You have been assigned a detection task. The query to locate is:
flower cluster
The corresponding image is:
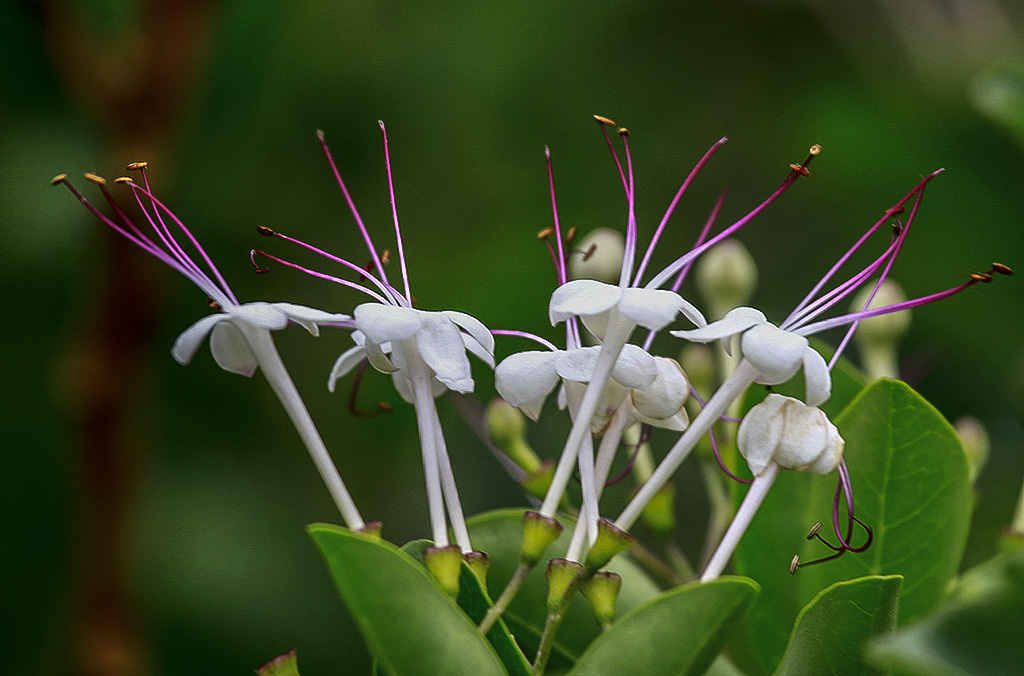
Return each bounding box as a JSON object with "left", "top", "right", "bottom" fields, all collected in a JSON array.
[{"left": 57, "top": 117, "right": 1010, "bottom": 635}]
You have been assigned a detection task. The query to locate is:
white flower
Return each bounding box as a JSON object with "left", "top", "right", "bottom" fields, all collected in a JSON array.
[
  {"left": 738, "top": 393, "right": 844, "bottom": 476},
  {"left": 671, "top": 307, "right": 831, "bottom": 406}
]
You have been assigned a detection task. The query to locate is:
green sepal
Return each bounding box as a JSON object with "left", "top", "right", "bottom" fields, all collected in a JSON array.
[{"left": 585, "top": 519, "right": 636, "bottom": 573}]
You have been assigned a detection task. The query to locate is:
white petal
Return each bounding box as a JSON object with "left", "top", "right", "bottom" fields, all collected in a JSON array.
[
  {"left": 580, "top": 311, "right": 610, "bottom": 341},
  {"left": 364, "top": 337, "right": 398, "bottom": 374},
  {"left": 802, "top": 347, "right": 832, "bottom": 407},
  {"left": 633, "top": 405, "right": 690, "bottom": 431},
  {"left": 741, "top": 323, "right": 807, "bottom": 385},
  {"left": 630, "top": 357, "right": 689, "bottom": 421},
  {"left": 548, "top": 279, "right": 622, "bottom": 325},
  {"left": 328, "top": 344, "right": 367, "bottom": 392},
  {"left": 494, "top": 351, "right": 560, "bottom": 419},
  {"left": 807, "top": 424, "right": 845, "bottom": 475},
  {"left": 390, "top": 371, "right": 416, "bottom": 404},
  {"left": 737, "top": 393, "right": 787, "bottom": 476},
  {"left": 354, "top": 303, "right": 422, "bottom": 344},
  {"left": 610, "top": 343, "right": 658, "bottom": 389},
  {"left": 557, "top": 383, "right": 567, "bottom": 409},
  {"left": 554, "top": 346, "right": 601, "bottom": 382},
  {"left": 172, "top": 313, "right": 225, "bottom": 365},
  {"left": 442, "top": 310, "right": 495, "bottom": 357},
  {"left": 270, "top": 302, "right": 351, "bottom": 337},
  {"left": 209, "top": 321, "right": 260, "bottom": 377},
  {"left": 229, "top": 302, "right": 290, "bottom": 331},
  {"left": 414, "top": 312, "right": 474, "bottom": 393},
  {"left": 618, "top": 288, "right": 694, "bottom": 332},
  {"left": 671, "top": 306, "right": 765, "bottom": 343},
  {"left": 774, "top": 400, "right": 830, "bottom": 471},
  {"left": 461, "top": 331, "right": 495, "bottom": 368}
]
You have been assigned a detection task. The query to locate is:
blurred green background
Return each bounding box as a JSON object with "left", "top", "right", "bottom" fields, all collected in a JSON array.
[{"left": 3, "top": 1, "right": 1023, "bottom": 674}]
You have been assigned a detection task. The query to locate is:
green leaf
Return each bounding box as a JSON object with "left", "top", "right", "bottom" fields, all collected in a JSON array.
[
  {"left": 731, "top": 379, "right": 971, "bottom": 675},
  {"left": 467, "top": 509, "right": 662, "bottom": 670},
  {"left": 774, "top": 575, "right": 902, "bottom": 676},
  {"left": 400, "top": 538, "right": 532, "bottom": 676},
  {"left": 565, "top": 577, "right": 759, "bottom": 676},
  {"left": 308, "top": 525, "right": 508, "bottom": 676},
  {"left": 868, "top": 547, "right": 1024, "bottom": 676}
]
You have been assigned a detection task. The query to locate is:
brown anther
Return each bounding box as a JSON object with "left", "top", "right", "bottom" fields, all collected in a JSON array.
[
  {"left": 566, "top": 226, "right": 578, "bottom": 243},
  {"left": 84, "top": 173, "right": 106, "bottom": 185},
  {"left": 50, "top": 174, "right": 68, "bottom": 185},
  {"left": 806, "top": 523, "right": 823, "bottom": 540},
  {"left": 970, "top": 273, "right": 993, "bottom": 283},
  {"left": 381, "top": 250, "right": 391, "bottom": 265},
  {"left": 206, "top": 296, "right": 222, "bottom": 310},
  {"left": 378, "top": 402, "right": 393, "bottom": 412},
  {"left": 537, "top": 226, "right": 555, "bottom": 240},
  {"left": 257, "top": 226, "right": 275, "bottom": 236},
  {"left": 789, "top": 555, "right": 800, "bottom": 575},
  {"left": 126, "top": 162, "right": 148, "bottom": 171},
  {"left": 593, "top": 115, "right": 616, "bottom": 125},
  {"left": 617, "top": 127, "right": 630, "bottom": 136},
  {"left": 582, "top": 243, "right": 597, "bottom": 261},
  {"left": 114, "top": 177, "right": 132, "bottom": 184},
  {"left": 890, "top": 224, "right": 902, "bottom": 237},
  {"left": 809, "top": 144, "right": 822, "bottom": 156},
  {"left": 889, "top": 206, "right": 906, "bottom": 215},
  {"left": 789, "top": 164, "right": 810, "bottom": 177},
  {"left": 253, "top": 266, "right": 270, "bottom": 274},
  {"left": 992, "top": 262, "right": 1013, "bottom": 276}
]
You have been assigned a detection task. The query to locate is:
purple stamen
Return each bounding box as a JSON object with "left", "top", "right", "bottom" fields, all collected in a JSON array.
[
  {"left": 595, "top": 115, "right": 628, "bottom": 196},
  {"left": 633, "top": 138, "right": 729, "bottom": 286},
  {"left": 545, "top": 147, "right": 570, "bottom": 287},
  {"left": 619, "top": 128, "right": 638, "bottom": 288},
  {"left": 348, "top": 359, "right": 392, "bottom": 418},
  {"left": 378, "top": 121, "right": 412, "bottom": 305},
  {"left": 251, "top": 250, "right": 390, "bottom": 304},
  {"left": 317, "top": 130, "right": 390, "bottom": 291},
  {"left": 603, "top": 426, "right": 649, "bottom": 487}
]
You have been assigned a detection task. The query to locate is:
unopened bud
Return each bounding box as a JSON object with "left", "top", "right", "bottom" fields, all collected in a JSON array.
[
  {"left": 851, "top": 279, "right": 910, "bottom": 379},
  {"left": 695, "top": 239, "right": 758, "bottom": 318},
  {"left": 679, "top": 343, "right": 716, "bottom": 399},
  {"left": 581, "top": 571, "right": 622, "bottom": 627},
  {"left": 585, "top": 519, "right": 635, "bottom": 573},
  {"left": 629, "top": 357, "right": 689, "bottom": 431},
  {"left": 521, "top": 460, "right": 556, "bottom": 500},
  {"left": 521, "top": 511, "right": 563, "bottom": 566},
  {"left": 954, "top": 416, "right": 989, "bottom": 484},
  {"left": 545, "top": 558, "right": 584, "bottom": 611},
  {"left": 257, "top": 650, "right": 300, "bottom": 676},
  {"left": 738, "top": 394, "right": 844, "bottom": 476},
  {"left": 423, "top": 545, "right": 463, "bottom": 597},
  {"left": 486, "top": 399, "right": 543, "bottom": 474},
  {"left": 355, "top": 521, "right": 382, "bottom": 541},
  {"left": 569, "top": 228, "right": 625, "bottom": 284}
]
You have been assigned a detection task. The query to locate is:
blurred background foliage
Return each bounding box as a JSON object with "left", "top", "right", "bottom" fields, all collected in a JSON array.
[{"left": 2, "top": 0, "right": 1023, "bottom": 674}]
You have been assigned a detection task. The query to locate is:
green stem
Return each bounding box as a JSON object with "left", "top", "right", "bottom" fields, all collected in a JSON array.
[
  {"left": 533, "top": 576, "right": 581, "bottom": 676},
  {"left": 478, "top": 561, "right": 531, "bottom": 635}
]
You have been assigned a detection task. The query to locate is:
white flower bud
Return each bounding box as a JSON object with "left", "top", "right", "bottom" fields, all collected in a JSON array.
[
  {"left": 695, "top": 238, "right": 758, "bottom": 318},
  {"left": 570, "top": 228, "right": 625, "bottom": 284},
  {"left": 629, "top": 357, "right": 690, "bottom": 431},
  {"left": 738, "top": 393, "right": 844, "bottom": 476}
]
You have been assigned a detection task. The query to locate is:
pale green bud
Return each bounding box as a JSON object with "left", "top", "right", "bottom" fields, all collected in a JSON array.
[
  {"left": 695, "top": 239, "right": 758, "bottom": 318},
  {"left": 954, "top": 415, "right": 990, "bottom": 484},
  {"left": 679, "top": 343, "right": 716, "bottom": 398},
  {"left": 851, "top": 279, "right": 910, "bottom": 379},
  {"left": 520, "top": 511, "right": 564, "bottom": 566},
  {"left": 486, "top": 398, "right": 543, "bottom": 474},
  {"left": 423, "top": 545, "right": 463, "bottom": 597},
  {"left": 585, "top": 519, "right": 635, "bottom": 573},
  {"left": 570, "top": 228, "right": 625, "bottom": 284},
  {"left": 581, "top": 571, "right": 622, "bottom": 628},
  {"left": 545, "top": 558, "right": 584, "bottom": 611}
]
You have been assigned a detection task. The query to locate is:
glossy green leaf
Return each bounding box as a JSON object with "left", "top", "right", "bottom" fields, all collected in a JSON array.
[
  {"left": 868, "top": 547, "right": 1024, "bottom": 676},
  {"left": 731, "top": 379, "right": 971, "bottom": 675},
  {"left": 467, "top": 509, "right": 662, "bottom": 670},
  {"left": 775, "top": 575, "right": 902, "bottom": 676},
  {"left": 565, "top": 577, "right": 759, "bottom": 676},
  {"left": 400, "top": 538, "right": 532, "bottom": 676},
  {"left": 309, "top": 525, "right": 508, "bottom": 676}
]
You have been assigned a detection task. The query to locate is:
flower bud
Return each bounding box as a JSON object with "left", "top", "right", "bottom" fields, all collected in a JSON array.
[
  {"left": 695, "top": 238, "right": 758, "bottom": 318},
  {"left": 738, "top": 394, "right": 844, "bottom": 476},
  {"left": 679, "top": 343, "right": 716, "bottom": 399},
  {"left": 258, "top": 650, "right": 299, "bottom": 676},
  {"left": 570, "top": 227, "right": 625, "bottom": 284},
  {"left": 463, "top": 550, "right": 491, "bottom": 587},
  {"left": 851, "top": 279, "right": 910, "bottom": 379},
  {"left": 640, "top": 483, "right": 676, "bottom": 538},
  {"left": 629, "top": 357, "right": 690, "bottom": 431},
  {"left": 486, "top": 398, "right": 543, "bottom": 474},
  {"left": 954, "top": 415, "right": 989, "bottom": 484}
]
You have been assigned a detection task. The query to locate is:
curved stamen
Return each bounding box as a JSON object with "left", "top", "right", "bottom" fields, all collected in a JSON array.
[
  {"left": 646, "top": 145, "right": 821, "bottom": 291},
  {"left": 379, "top": 121, "right": 412, "bottom": 305},
  {"left": 545, "top": 147, "right": 570, "bottom": 286},
  {"left": 317, "top": 130, "right": 390, "bottom": 291},
  {"left": 251, "top": 250, "right": 390, "bottom": 304},
  {"left": 603, "top": 425, "right": 651, "bottom": 487},
  {"left": 491, "top": 329, "right": 559, "bottom": 352},
  {"left": 349, "top": 359, "right": 393, "bottom": 417},
  {"left": 595, "top": 115, "right": 628, "bottom": 196},
  {"left": 633, "top": 137, "right": 729, "bottom": 286},
  {"left": 619, "top": 127, "right": 638, "bottom": 288}
]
